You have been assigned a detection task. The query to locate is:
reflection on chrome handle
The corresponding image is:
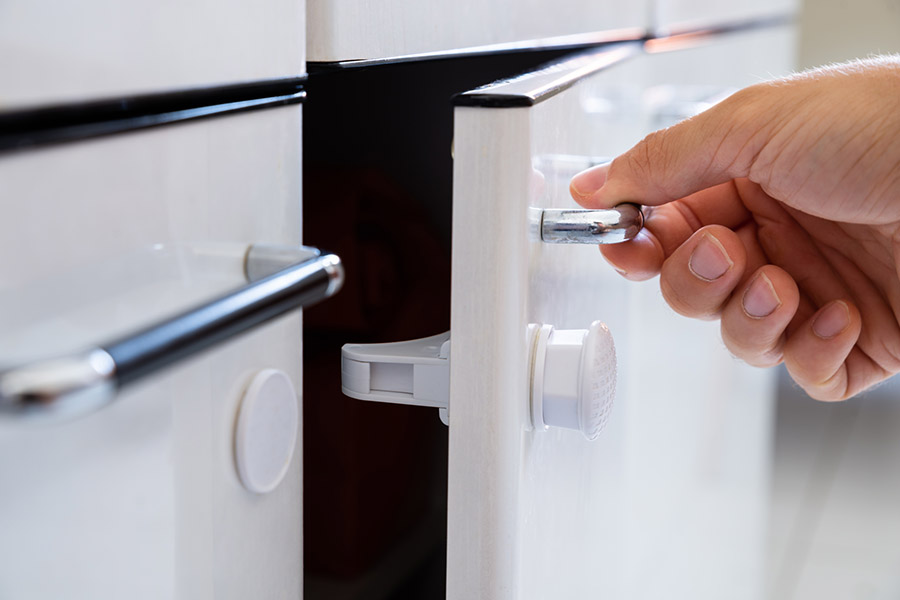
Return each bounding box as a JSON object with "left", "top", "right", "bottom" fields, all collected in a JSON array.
[
  {"left": 541, "top": 204, "right": 643, "bottom": 244},
  {"left": 0, "top": 245, "right": 344, "bottom": 423}
]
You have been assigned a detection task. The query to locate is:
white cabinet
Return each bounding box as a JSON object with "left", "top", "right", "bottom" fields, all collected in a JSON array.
[
  {"left": 307, "top": 0, "right": 796, "bottom": 64},
  {"left": 0, "top": 0, "right": 318, "bottom": 592},
  {"left": 446, "top": 27, "right": 795, "bottom": 599},
  {"left": 2, "top": 1, "right": 800, "bottom": 597},
  {"left": 0, "top": 0, "right": 305, "bottom": 109},
  {"left": 0, "top": 108, "right": 310, "bottom": 599},
  {"left": 307, "top": 0, "right": 648, "bottom": 63}
]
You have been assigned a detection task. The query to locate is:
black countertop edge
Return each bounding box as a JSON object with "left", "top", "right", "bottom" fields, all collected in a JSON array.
[
  {"left": 453, "top": 42, "right": 641, "bottom": 108},
  {"left": 307, "top": 27, "right": 649, "bottom": 72},
  {"left": 0, "top": 77, "right": 307, "bottom": 153}
]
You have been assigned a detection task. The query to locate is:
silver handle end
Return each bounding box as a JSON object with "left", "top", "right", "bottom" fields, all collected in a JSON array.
[
  {"left": 321, "top": 254, "right": 345, "bottom": 298},
  {"left": 0, "top": 349, "right": 116, "bottom": 423},
  {"left": 541, "top": 204, "right": 644, "bottom": 244}
]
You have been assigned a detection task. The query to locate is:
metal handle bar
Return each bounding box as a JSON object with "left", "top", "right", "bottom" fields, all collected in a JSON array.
[{"left": 0, "top": 244, "right": 343, "bottom": 422}]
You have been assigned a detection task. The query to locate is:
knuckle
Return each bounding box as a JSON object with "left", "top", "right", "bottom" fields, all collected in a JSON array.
[
  {"left": 710, "top": 85, "right": 773, "bottom": 175},
  {"left": 618, "top": 130, "right": 669, "bottom": 189},
  {"left": 785, "top": 359, "right": 851, "bottom": 402},
  {"left": 660, "top": 273, "right": 710, "bottom": 318},
  {"left": 617, "top": 133, "right": 656, "bottom": 179},
  {"left": 804, "top": 383, "right": 848, "bottom": 402},
  {"left": 868, "top": 336, "right": 900, "bottom": 375},
  {"left": 659, "top": 277, "right": 692, "bottom": 316},
  {"left": 721, "top": 323, "right": 784, "bottom": 368},
  {"left": 745, "top": 353, "right": 784, "bottom": 369},
  {"left": 661, "top": 287, "right": 721, "bottom": 320}
]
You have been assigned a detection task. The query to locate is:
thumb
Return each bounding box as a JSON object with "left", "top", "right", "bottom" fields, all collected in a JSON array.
[{"left": 570, "top": 88, "right": 766, "bottom": 209}]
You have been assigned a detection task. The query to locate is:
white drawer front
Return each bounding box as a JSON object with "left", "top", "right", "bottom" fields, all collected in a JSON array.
[
  {"left": 448, "top": 27, "right": 794, "bottom": 599},
  {"left": 0, "top": 108, "right": 301, "bottom": 287},
  {"left": 0, "top": 0, "right": 305, "bottom": 109},
  {"left": 307, "top": 0, "right": 648, "bottom": 63},
  {"left": 0, "top": 108, "right": 303, "bottom": 599}
]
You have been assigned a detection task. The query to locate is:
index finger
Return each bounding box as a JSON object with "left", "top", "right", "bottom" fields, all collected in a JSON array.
[{"left": 570, "top": 85, "right": 778, "bottom": 208}]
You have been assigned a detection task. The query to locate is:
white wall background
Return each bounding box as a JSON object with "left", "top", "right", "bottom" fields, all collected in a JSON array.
[
  {"left": 769, "top": 4, "right": 900, "bottom": 599},
  {"left": 798, "top": 0, "right": 900, "bottom": 67}
]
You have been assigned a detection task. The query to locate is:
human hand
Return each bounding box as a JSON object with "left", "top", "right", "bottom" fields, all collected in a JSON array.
[{"left": 570, "top": 57, "right": 900, "bottom": 401}]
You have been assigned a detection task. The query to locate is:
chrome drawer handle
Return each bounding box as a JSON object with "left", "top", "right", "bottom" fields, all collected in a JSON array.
[
  {"left": 0, "top": 244, "right": 343, "bottom": 422},
  {"left": 541, "top": 204, "right": 643, "bottom": 244}
]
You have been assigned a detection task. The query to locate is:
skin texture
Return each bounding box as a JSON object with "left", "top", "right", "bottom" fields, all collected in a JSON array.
[{"left": 570, "top": 57, "right": 900, "bottom": 401}]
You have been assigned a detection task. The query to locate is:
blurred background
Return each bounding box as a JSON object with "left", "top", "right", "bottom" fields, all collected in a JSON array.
[
  {"left": 798, "top": 0, "right": 900, "bottom": 67},
  {"left": 767, "top": 1, "right": 900, "bottom": 599}
]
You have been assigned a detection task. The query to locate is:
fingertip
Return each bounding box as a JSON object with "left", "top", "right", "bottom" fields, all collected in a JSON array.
[
  {"left": 811, "top": 300, "right": 854, "bottom": 340},
  {"left": 570, "top": 163, "right": 610, "bottom": 206},
  {"left": 740, "top": 272, "right": 782, "bottom": 319},
  {"left": 720, "top": 265, "right": 799, "bottom": 368},
  {"left": 741, "top": 267, "right": 800, "bottom": 320},
  {"left": 784, "top": 299, "right": 863, "bottom": 401},
  {"left": 600, "top": 229, "right": 665, "bottom": 281},
  {"left": 687, "top": 232, "right": 734, "bottom": 282},
  {"left": 659, "top": 225, "right": 748, "bottom": 319}
]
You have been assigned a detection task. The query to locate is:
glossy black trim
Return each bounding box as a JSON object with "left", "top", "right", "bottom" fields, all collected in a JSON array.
[
  {"left": 454, "top": 42, "right": 641, "bottom": 107},
  {"left": 0, "top": 77, "right": 307, "bottom": 153},
  {"left": 452, "top": 13, "right": 794, "bottom": 108}
]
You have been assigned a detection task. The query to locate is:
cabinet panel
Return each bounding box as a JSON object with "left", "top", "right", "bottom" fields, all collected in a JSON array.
[
  {"left": 0, "top": 107, "right": 304, "bottom": 599},
  {"left": 448, "top": 27, "right": 794, "bottom": 599},
  {"left": 0, "top": 107, "right": 301, "bottom": 288},
  {"left": 307, "top": 0, "right": 647, "bottom": 63},
  {"left": 0, "top": 0, "right": 305, "bottom": 109}
]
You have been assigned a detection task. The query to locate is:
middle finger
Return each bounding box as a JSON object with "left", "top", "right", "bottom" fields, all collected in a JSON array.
[{"left": 659, "top": 224, "right": 748, "bottom": 320}]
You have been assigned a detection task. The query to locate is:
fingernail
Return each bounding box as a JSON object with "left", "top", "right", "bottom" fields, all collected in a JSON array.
[
  {"left": 813, "top": 300, "right": 851, "bottom": 339},
  {"left": 688, "top": 233, "right": 733, "bottom": 281},
  {"left": 742, "top": 273, "right": 781, "bottom": 318},
  {"left": 601, "top": 252, "right": 628, "bottom": 276},
  {"left": 570, "top": 163, "right": 610, "bottom": 200}
]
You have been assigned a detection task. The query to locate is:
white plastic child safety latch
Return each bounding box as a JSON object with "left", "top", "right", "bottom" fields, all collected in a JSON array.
[
  {"left": 341, "top": 332, "right": 451, "bottom": 425},
  {"left": 341, "top": 323, "right": 615, "bottom": 438}
]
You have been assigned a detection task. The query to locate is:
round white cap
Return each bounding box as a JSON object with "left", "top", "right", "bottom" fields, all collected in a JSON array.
[
  {"left": 535, "top": 321, "right": 616, "bottom": 440},
  {"left": 234, "top": 369, "right": 299, "bottom": 494}
]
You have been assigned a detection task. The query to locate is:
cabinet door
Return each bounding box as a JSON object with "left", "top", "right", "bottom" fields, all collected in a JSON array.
[
  {"left": 0, "top": 0, "right": 305, "bottom": 109},
  {"left": 307, "top": 0, "right": 647, "bottom": 63},
  {"left": 0, "top": 107, "right": 305, "bottom": 599},
  {"left": 448, "top": 27, "right": 794, "bottom": 600}
]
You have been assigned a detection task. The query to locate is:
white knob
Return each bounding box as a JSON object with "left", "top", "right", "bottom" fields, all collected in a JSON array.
[
  {"left": 234, "top": 369, "right": 299, "bottom": 494},
  {"left": 530, "top": 321, "right": 616, "bottom": 440}
]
